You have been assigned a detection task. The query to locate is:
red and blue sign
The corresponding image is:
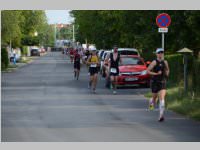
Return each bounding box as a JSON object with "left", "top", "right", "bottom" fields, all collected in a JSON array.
[{"left": 156, "top": 13, "right": 171, "bottom": 28}]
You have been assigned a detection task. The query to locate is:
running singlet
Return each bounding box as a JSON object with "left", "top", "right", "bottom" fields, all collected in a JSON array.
[
  {"left": 74, "top": 54, "right": 80, "bottom": 62},
  {"left": 152, "top": 59, "right": 166, "bottom": 82},
  {"left": 89, "top": 55, "right": 98, "bottom": 67},
  {"left": 70, "top": 50, "right": 73, "bottom": 55}
]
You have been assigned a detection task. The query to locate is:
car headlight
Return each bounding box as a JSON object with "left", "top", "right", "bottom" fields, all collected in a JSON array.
[{"left": 141, "top": 70, "right": 147, "bottom": 75}]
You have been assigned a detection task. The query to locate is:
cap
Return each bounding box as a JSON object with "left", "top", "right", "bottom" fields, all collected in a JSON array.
[
  {"left": 156, "top": 48, "right": 164, "bottom": 53},
  {"left": 90, "top": 47, "right": 96, "bottom": 51}
]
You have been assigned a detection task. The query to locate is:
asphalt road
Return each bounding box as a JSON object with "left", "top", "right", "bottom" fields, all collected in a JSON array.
[{"left": 1, "top": 52, "right": 200, "bottom": 142}]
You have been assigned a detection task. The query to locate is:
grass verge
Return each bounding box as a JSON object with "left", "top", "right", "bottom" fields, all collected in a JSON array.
[
  {"left": 145, "top": 83, "right": 200, "bottom": 121},
  {"left": 1, "top": 57, "right": 33, "bottom": 72}
]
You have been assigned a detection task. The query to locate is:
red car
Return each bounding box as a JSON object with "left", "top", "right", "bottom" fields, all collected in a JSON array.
[{"left": 115, "top": 55, "right": 150, "bottom": 88}]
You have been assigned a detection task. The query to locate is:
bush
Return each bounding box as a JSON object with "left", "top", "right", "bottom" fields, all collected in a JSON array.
[
  {"left": 21, "top": 46, "right": 28, "bottom": 56},
  {"left": 191, "top": 58, "right": 200, "bottom": 96},
  {"left": 1, "top": 48, "right": 9, "bottom": 69},
  {"left": 165, "top": 54, "right": 183, "bottom": 84},
  {"left": 165, "top": 54, "right": 200, "bottom": 97}
]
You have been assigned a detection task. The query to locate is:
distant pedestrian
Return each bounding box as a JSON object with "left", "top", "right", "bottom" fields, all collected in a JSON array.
[
  {"left": 13, "top": 50, "right": 16, "bottom": 65},
  {"left": 147, "top": 48, "right": 170, "bottom": 122}
]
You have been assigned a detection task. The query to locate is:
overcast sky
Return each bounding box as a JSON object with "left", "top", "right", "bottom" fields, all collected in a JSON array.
[{"left": 45, "top": 10, "right": 74, "bottom": 24}]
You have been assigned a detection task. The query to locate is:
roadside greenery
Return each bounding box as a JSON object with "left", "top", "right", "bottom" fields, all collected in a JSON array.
[
  {"left": 1, "top": 10, "right": 55, "bottom": 69},
  {"left": 1, "top": 10, "right": 54, "bottom": 48},
  {"left": 1, "top": 48, "right": 9, "bottom": 70},
  {"left": 70, "top": 10, "right": 200, "bottom": 57}
]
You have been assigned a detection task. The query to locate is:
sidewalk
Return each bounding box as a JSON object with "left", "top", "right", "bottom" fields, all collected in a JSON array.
[{"left": 1, "top": 56, "right": 35, "bottom": 73}]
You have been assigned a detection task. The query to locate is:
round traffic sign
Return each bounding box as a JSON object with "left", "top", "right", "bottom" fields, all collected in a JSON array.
[{"left": 156, "top": 13, "right": 171, "bottom": 28}]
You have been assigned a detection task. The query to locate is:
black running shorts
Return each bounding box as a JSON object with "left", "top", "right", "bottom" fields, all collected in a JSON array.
[
  {"left": 89, "top": 67, "right": 98, "bottom": 76},
  {"left": 150, "top": 80, "right": 166, "bottom": 93},
  {"left": 74, "top": 62, "right": 80, "bottom": 70},
  {"left": 109, "top": 67, "right": 119, "bottom": 76}
]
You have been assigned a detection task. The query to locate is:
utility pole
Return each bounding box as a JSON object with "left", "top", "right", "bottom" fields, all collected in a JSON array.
[
  {"left": 73, "top": 25, "right": 75, "bottom": 42},
  {"left": 54, "top": 23, "right": 57, "bottom": 47}
]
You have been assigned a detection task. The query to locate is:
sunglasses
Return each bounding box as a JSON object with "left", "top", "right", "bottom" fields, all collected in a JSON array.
[{"left": 157, "top": 51, "right": 164, "bottom": 54}]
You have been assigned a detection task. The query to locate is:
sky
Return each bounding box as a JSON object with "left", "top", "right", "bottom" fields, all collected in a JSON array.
[{"left": 45, "top": 10, "right": 74, "bottom": 24}]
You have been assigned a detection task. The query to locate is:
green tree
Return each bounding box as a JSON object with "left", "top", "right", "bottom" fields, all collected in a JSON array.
[
  {"left": 1, "top": 10, "right": 23, "bottom": 48},
  {"left": 70, "top": 10, "right": 200, "bottom": 57},
  {"left": 19, "top": 10, "right": 51, "bottom": 47}
]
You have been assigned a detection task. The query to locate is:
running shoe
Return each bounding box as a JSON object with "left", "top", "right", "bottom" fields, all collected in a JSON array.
[
  {"left": 113, "top": 90, "right": 117, "bottom": 94},
  {"left": 158, "top": 116, "right": 165, "bottom": 122},
  {"left": 148, "top": 99, "right": 155, "bottom": 110}
]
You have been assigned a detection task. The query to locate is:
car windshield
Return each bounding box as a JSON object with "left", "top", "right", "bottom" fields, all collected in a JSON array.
[
  {"left": 118, "top": 51, "right": 138, "bottom": 55},
  {"left": 121, "top": 57, "right": 144, "bottom": 65}
]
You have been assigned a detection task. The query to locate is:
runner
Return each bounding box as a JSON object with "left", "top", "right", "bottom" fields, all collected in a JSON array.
[
  {"left": 87, "top": 47, "right": 99, "bottom": 93},
  {"left": 108, "top": 46, "right": 122, "bottom": 94},
  {"left": 69, "top": 48, "right": 74, "bottom": 63},
  {"left": 74, "top": 49, "right": 81, "bottom": 80},
  {"left": 147, "top": 48, "right": 170, "bottom": 122}
]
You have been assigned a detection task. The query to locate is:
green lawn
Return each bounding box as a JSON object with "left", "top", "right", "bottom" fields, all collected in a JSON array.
[{"left": 145, "top": 85, "right": 200, "bottom": 121}]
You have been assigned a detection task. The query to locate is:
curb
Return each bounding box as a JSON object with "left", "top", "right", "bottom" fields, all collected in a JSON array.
[{"left": 1, "top": 59, "right": 34, "bottom": 73}]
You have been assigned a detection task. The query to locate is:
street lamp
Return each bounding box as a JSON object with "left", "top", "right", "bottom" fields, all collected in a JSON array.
[{"left": 34, "top": 31, "right": 38, "bottom": 36}]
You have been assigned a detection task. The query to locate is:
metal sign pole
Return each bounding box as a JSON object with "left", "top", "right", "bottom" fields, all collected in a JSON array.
[{"left": 162, "top": 32, "right": 165, "bottom": 50}]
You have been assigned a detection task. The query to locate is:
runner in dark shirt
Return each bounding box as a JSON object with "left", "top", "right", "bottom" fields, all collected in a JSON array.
[
  {"left": 147, "top": 48, "right": 170, "bottom": 122},
  {"left": 74, "top": 49, "right": 81, "bottom": 80},
  {"left": 108, "top": 46, "right": 122, "bottom": 94}
]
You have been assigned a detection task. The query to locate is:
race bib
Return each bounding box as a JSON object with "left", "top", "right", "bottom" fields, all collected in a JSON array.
[
  {"left": 110, "top": 68, "right": 117, "bottom": 73},
  {"left": 90, "top": 64, "right": 97, "bottom": 67}
]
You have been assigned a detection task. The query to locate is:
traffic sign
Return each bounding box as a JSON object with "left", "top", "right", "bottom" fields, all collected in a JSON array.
[
  {"left": 158, "top": 28, "right": 168, "bottom": 33},
  {"left": 156, "top": 13, "right": 171, "bottom": 28}
]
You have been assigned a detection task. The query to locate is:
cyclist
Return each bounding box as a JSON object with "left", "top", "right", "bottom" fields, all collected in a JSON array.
[
  {"left": 147, "top": 48, "right": 170, "bottom": 122},
  {"left": 74, "top": 49, "right": 81, "bottom": 80},
  {"left": 108, "top": 46, "right": 122, "bottom": 94},
  {"left": 87, "top": 47, "right": 99, "bottom": 93}
]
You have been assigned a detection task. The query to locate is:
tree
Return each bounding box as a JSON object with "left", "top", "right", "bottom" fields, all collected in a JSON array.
[
  {"left": 70, "top": 10, "right": 200, "bottom": 58},
  {"left": 1, "top": 10, "right": 23, "bottom": 48}
]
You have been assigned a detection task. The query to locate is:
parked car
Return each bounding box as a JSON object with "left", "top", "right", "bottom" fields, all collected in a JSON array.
[
  {"left": 105, "top": 55, "right": 150, "bottom": 88},
  {"left": 31, "top": 48, "right": 40, "bottom": 56},
  {"left": 98, "top": 50, "right": 105, "bottom": 58}
]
